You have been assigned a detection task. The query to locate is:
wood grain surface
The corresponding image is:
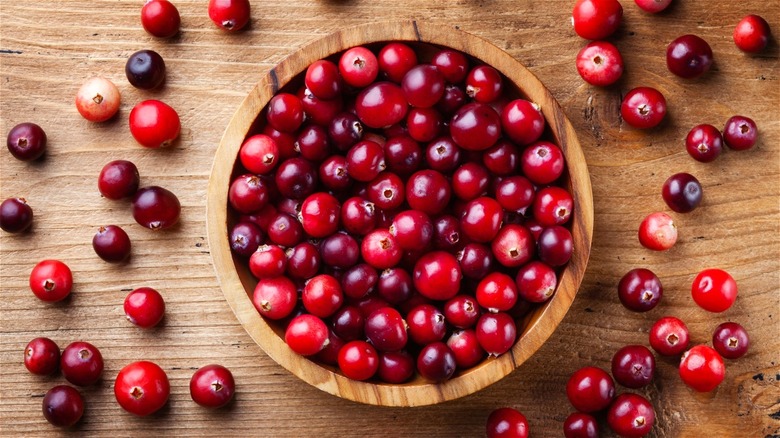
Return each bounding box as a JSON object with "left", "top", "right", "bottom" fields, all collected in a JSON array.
[{"left": 1, "top": 0, "right": 778, "bottom": 436}]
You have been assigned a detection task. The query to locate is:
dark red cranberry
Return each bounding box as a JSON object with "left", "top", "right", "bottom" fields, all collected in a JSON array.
[
  {"left": 275, "top": 157, "right": 317, "bottom": 199},
  {"left": 566, "top": 366, "right": 615, "bottom": 412},
  {"left": 42, "top": 385, "right": 84, "bottom": 427},
  {"left": 621, "top": 87, "right": 667, "bottom": 129},
  {"left": 361, "top": 228, "right": 402, "bottom": 269},
  {"left": 492, "top": 224, "right": 534, "bottom": 268},
  {"left": 432, "top": 49, "right": 469, "bottom": 83},
  {"left": 406, "top": 107, "right": 444, "bottom": 142},
  {"left": 125, "top": 50, "right": 165, "bottom": 89},
  {"left": 460, "top": 197, "right": 503, "bottom": 243},
  {"left": 384, "top": 135, "right": 422, "bottom": 176},
  {"left": 406, "top": 304, "right": 446, "bottom": 345},
  {"left": 515, "top": 260, "right": 557, "bottom": 303},
  {"left": 495, "top": 176, "right": 535, "bottom": 212},
  {"left": 563, "top": 412, "right": 599, "bottom": 438},
  {"left": 537, "top": 225, "right": 572, "bottom": 267},
  {"left": 24, "top": 337, "right": 60, "bottom": 376},
  {"left": 417, "top": 342, "right": 456, "bottom": 382},
  {"left": 353, "top": 295, "right": 391, "bottom": 319},
  {"left": 576, "top": 40, "right": 624, "bottom": 86},
  {"left": 355, "top": 82, "right": 408, "bottom": 129},
  {"left": 475, "top": 312, "right": 516, "bottom": 356},
  {"left": 263, "top": 126, "right": 297, "bottom": 159},
  {"left": 61, "top": 341, "right": 103, "bottom": 386},
  {"left": 6, "top": 122, "right": 46, "bottom": 161},
  {"left": 229, "top": 221, "right": 263, "bottom": 257},
  {"left": 208, "top": 0, "right": 250, "bottom": 31},
  {"left": 437, "top": 85, "right": 467, "bottom": 115},
  {"left": 0, "top": 197, "right": 33, "bottom": 233},
  {"left": 189, "top": 364, "right": 235, "bottom": 409},
  {"left": 252, "top": 276, "right": 297, "bottom": 320},
  {"left": 406, "top": 169, "right": 451, "bottom": 216},
  {"left": 712, "top": 321, "right": 750, "bottom": 359},
  {"left": 264, "top": 213, "right": 301, "bottom": 247},
  {"left": 266, "top": 93, "right": 304, "bottom": 133},
  {"left": 377, "top": 267, "right": 414, "bottom": 304},
  {"left": 450, "top": 103, "right": 501, "bottom": 151},
  {"left": 666, "top": 34, "right": 713, "bottom": 79},
  {"left": 486, "top": 407, "right": 529, "bottom": 438},
  {"left": 377, "top": 350, "right": 415, "bottom": 383},
  {"left": 378, "top": 43, "right": 418, "bottom": 83},
  {"left": 318, "top": 155, "right": 352, "bottom": 192},
  {"left": 93, "top": 225, "right": 132, "bottom": 263},
  {"left": 425, "top": 136, "right": 463, "bottom": 173},
  {"left": 723, "top": 115, "right": 758, "bottom": 150},
  {"left": 339, "top": 47, "right": 379, "bottom": 88},
  {"left": 294, "top": 124, "right": 330, "bottom": 162},
  {"left": 465, "top": 65, "right": 502, "bottom": 103},
  {"left": 447, "top": 329, "right": 484, "bottom": 368},
  {"left": 346, "top": 140, "right": 385, "bottom": 182},
  {"left": 522, "top": 141, "right": 565, "bottom": 185},
  {"left": 607, "top": 393, "right": 655, "bottom": 437},
  {"left": 649, "top": 316, "right": 690, "bottom": 356},
  {"left": 338, "top": 340, "right": 379, "bottom": 381},
  {"left": 444, "top": 295, "right": 481, "bottom": 329},
  {"left": 299, "top": 88, "right": 344, "bottom": 127},
  {"left": 662, "top": 172, "right": 702, "bottom": 213},
  {"left": 300, "top": 192, "right": 340, "bottom": 238},
  {"left": 305, "top": 59, "right": 341, "bottom": 100},
  {"left": 98, "top": 160, "right": 140, "bottom": 200},
  {"left": 572, "top": 0, "right": 623, "bottom": 40},
  {"left": 132, "top": 186, "right": 181, "bottom": 230},
  {"left": 483, "top": 140, "right": 519, "bottom": 175},
  {"left": 686, "top": 124, "right": 723, "bottom": 162},
  {"left": 389, "top": 210, "right": 433, "bottom": 251},
  {"left": 228, "top": 174, "right": 269, "bottom": 214},
  {"left": 285, "top": 242, "right": 320, "bottom": 280},
  {"left": 413, "top": 250, "right": 462, "bottom": 301},
  {"left": 365, "top": 307, "right": 408, "bottom": 352},
  {"left": 457, "top": 243, "right": 493, "bottom": 280},
  {"left": 734, "top": 15, "right": 771, "bottom": 53},
  {"left": 332, "top": 305, "right": 365, "bottom": 341},
  {"left": 611, "top": 345, "right": 656, "bottom": 388},
  {"left": 320, "top": 232, "right": 359, "bottom": 269},
  {"left": 328, "top": 112, "right": 363, "bottom": 151},
  {"left": 340, "top": 264, "right": 378, "bottom": 299},
  {"left": 452, "top": 162, "right": 489, "bottom": 201},
  {"left": 340, "top": 197, "right": 377, "bottom": 236},
  {"left": 618, "top": 268, "right": 663, "bottom": 312},
  {"left": 501, "top": 99, "right": 544, "bottom": 146},
  {"left": 432, "top": 215, "right": 462, "bottom": 251},
  {"left": 402, "top": 64, "right": 445, "bottom": 108}
]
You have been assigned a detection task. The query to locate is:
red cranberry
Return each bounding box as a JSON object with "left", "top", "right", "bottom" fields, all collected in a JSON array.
[
  {"left": 402, "top": 64, "right": 445, "bottom": 108},
  {"left": 252, "top": 276, "right": 297, "bottom": 320},
  {"left": 319, "top": 155, "right": 352, "bottom": 192},
  {"left": 125, "top": 49, "right": 166, "bottom": 90},
  {"left": 300, "top": 192, "right": 340, "bottom": 238},
  {"left": 355, "top": 82, "right": 408, "bottom": 128},
  {"left": 618, "top": 268, "right": 663, "bottom": 312},
  {"left": 521, "top": 141, "right": 564, "bottom": 185},
  {"left": 360, "top": 229, "right": 401, "bottom": 269},
  {"left": 389, "top": 210, "right": 433, "bottom": 251},
  {"left": 563, "top": 412, "right": 599, "bottom": 438},
  {"left": 447, "top": 329, "right": 485, "bottom": 368},
  {"left": 712, "top": 322, "right": 750, "bottom": 359},
  {"left": 633, "top": 0, "right": 672, "bottom": 13},
  {"left": 240, "top": 134, "right": 279, "bottom": 174},
  {"left": 621, "top": 87, "right": 667, "bottom": 129},
  {"left": 93, "top": 225, "right": 132, "bottom": 263},
  {"left": 124, "top": 287, "right": 165, "bottom": 328},
  {"left": 384, "top": 135, "right": 422, "bottom": 176},
  {"left": 76, "top": 77, "right": 121, "bottom": 122},
  {"left": 285, "top": 242, "right": 320, "bottom": 279},
  {"left": 406, "top": 169, "right": 451, "bottom": 215},
  {"left": 406, "top": 107, "right": 444, "bottom": 142},
  {"left": 267, "top": 213, "right": 303, "bottom": 247},
  {"left": 24, "top": 337, "right": 60, "bottom": 376},
  {"left": 413, "top": 251, "right": 462, "bottom": 301},
  {"left": 340, "top": 197, "right": 376, "bottom": 236},
  {"left": 437, "top": 85, "right": 467, "bottom": 115},
  {"left": 229, "top": 174, "right": 269, "bottom": 214},
  {"left": 377, "top": 268, "right": 413, "bottom": 304},
  {"left": 515, "top": 261, "right": 557, "bottom": 303},
  {"left": 723, "top": 115, "right": 758, "bottom": 150},
  {"left": 576, "top": 40, "right": 624, "bottom": 86},
  {"left": 417, "top": 342, "right": 456, "bottom": 382},
  {"left": 302, "top": 274, "right": 343, "bottom": 318},
  {"left": 0, "top": 197, "right": 33, "bottom": 233},
  {"left": 61, "top": 341, "right": 103, "bottom": 386},
  {"left": 465, "top": 65, "right": 503, "bottom": 103},
  {"left": 275, "top": 157, "right": 317, "bottom": 199},
  {"left": 612, "top": 345, "right": 656, "bottom": 389},
  {"left": 433, "top": 214, "right": 463, "bottom": 251},
  {"left": 305, "top": 59, "right": 341, "bottom": 100},
  {"left": 129, "top": 100, "right": 180, "bottom": 148},
  {"left": 378, "top": 43, "right": 417, "bottom": 83},
  {"left": 501, "top": 99, "right": 544, "bottom": 146},
  {"left": 662, "top": 172, "right": 702, "bottom": 213},
  {"left": 460, "top": 197, "right": 503, "bottom": 243},
  {"left": 346, "top": 140, "right": 386, "bottom": 182},
  {"left": 691, "top": 268, "right": 737, "bottom": 312},
  {"left": 476, "top": 272, "right": 518, "bottom": 312},
  {"left": 607, "top": 393, "right": 655, "bottom": 437},
  {"left": 533, "top": 186, "right": 573, "bottom": 226},
  {"left": 686, "top": 124, "right": 723, "bottom": 162},
  {"left": 339, "top": 264, "right": 376, "bottom": 300},
  {"left": 432, "top": 49, "right": 469, "bottom": 83},
  {"left": 6, "top": 122, "right": 46, "bottom": 161},
  {"left": 208, "top": 0, "right": 250, "bottom": 31},
  {"left": 444, "top": 294, "right": 481, "bottom": 329},
  {"left": 649, "top": 316, "right": 690, "bottom": 356},
  {"left": 42, "top": 385, "right": 84, "bottom": 427},
  {"left": 377, "top": 351, "right": 415, "bottom": 383},
  {"left": 666, "top": 34, "right": 713, "bottom": 79},
  {"left": 365, "top": 307, "right": 408, "bottom": 352},
  {"left": 450, "top": 103, "right": 501, "bottom": 151},
  {"left": 406, "top": 304, "right": 447, "bottom": 345},
  {"left": 679, "top": 345, "right": 725, "bottom": 392},
  {"left": 332, "top": 305, "right": 365, "bottom": 341},
  {"left": 452, "top": 162, "right": 489, "bottom": 201},
  {"left": 266, "top": 93, "right": 304, "bottom": 133},
  {"left": 483, "top": 140, "right": 519, "bottom": 175},
  {"left": 114, "top": 360, "right": 170, "bottom": 416},
  {"left": 367, "top": 174, "right": 405, "bottom": 212},
  {"left": 338, "top": 340, "right": 378, "bottom": 381},
  {"left": 132, "top": 186, "right": 181, "bottom": 230},
  {"left": 285, "top": 314, "right": 329, "bottom": 356},
  {"left": 638, "top": 212, "right": 677, "bottom": 251},
  {"left": 492, "top": 224, "right": 535, "bottom": 268},
  {"left": 190, "top": 364, "right": 235, "bottom": 409},
  {"left": 476, "top": 312, "right": 516, "bottom": 356},
  {"left": 457, "top": 243, "right": 494, "bottom": 280},
  {"left": 29, "top": 259, "right": 73, "bottom": 302},
  {"left": 566, "top": 366, "right": 615, "bottom": 412},
  {"left": 328, "top": 112, "right": 363, "bottom": 150},
  {"left": 263, "top": 126, "right": 297, "bottom": 158},
  {"left": 734, "top": 15, "right": 771, "bottom": 53},
  {"left": 486, "top": 407, "right": 529, "bottom": 438},
  {"left": 339, "top": 47, "right": 379, "bottom": 88},
  {"left": 572, "top": 0, "right": 623, "bottom": 40},
  {"left": 425, "top": 136, "right": 462, "bottom": 172},
  {"left": 141, "top": 0, "right": 180, "bottom": 38},
  {"left": 320, "top": 232, "right": 359, "bottom": 269},
  {"left": 300, "top": 88, "right": 344, "bottom": 127},
  {"left": 98, "top": 160, "right": 140, "bottom": 200}
]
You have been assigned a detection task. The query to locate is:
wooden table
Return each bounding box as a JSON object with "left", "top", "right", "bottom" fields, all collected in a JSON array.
[{"left": 1, "top": 1, "right": 778, "bottom": 436}]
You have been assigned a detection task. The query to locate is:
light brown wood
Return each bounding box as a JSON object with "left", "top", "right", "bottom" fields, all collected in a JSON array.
[
  {"left": 1, "top": 0, "right": 778, "bottom": 435},
  {"left": 207, "top": 20, "right": 593, "bottom": 407}
]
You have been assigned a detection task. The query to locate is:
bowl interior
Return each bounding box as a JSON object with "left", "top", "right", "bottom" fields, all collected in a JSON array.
[{"left": 207, "top": 20, "right": 593, "bottom": 407}]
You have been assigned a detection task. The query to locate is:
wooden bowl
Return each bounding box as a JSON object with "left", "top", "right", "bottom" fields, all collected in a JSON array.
[{"left": 207, "top": 20, "right": 593, "bottom": 407}]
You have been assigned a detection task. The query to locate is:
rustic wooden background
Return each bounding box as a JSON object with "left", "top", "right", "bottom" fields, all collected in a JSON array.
[{"left": 1, "top": 1, "right": 778, "bottom": 436}]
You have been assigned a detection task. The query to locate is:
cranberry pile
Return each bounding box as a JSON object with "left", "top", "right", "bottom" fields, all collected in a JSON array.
[{"left": 226, "top": 42, "right": 577, "bottom": 383}]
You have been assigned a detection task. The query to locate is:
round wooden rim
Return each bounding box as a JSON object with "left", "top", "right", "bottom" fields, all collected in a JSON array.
[{"left": 206, "top": 20, "right": 593, "bottom": 407}]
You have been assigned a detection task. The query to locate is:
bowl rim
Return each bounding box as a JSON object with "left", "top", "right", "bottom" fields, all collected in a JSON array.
[{"left": 206, "top": 20, "right": 594, "bottom": 407}]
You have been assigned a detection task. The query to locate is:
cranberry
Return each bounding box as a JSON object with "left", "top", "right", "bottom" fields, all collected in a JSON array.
[
  {"left": 190, "top": 364, "right": 235, "bottom": 409},
  {"left": 447, "top": 329, "right": 485, "bottom": 368},
  {"left": 492, "top": 224, "right": 534, "bottom": 267},
  {"left": 679, "top": 345, "right": 725, "bottom": 392},
  {"left": 114, "top": 361, "right": 170, "bottom": 416},
  {"left": 723, "top": 115, "right": 758, "bottom": 150},
  {"left": 355, "top": 82, "right": 408, "bottom": 128},
  {"left": 433, "top": 215, "right": 463, "bottom": 251},
  {"left": 457, "top": 243, "right": 493, "bottom": 280},
  {"left": 451, "top": 163, "right": 489, "bottom": 201},
  {"left": 497, "top": 101, "right": 543, "bottom": 147},
  {"left": 296, "top": 124, "right": 331, "bottom": 161},
  {"left": 208, "top": 0, "right": 250, "bottom": 31},
  {"left": 339, "top": 47, "right": 379, "bottom": 88},
  {"left": 618, "top": 268, "right": 663, "bottom": 312},
  {"left": 347, "top": 140, "right": 386, "bottom": 182},
  {"left": 572, "top": 0, "right": 623, "bottom": 40},
  {"left": 417, "top": 342, "right": 456, "bottom": 382},
  {"left": 465, "top": 65, "right": 503, "bottom": 103},
  {"left": 332, "top": 305, "right": 365, "bottom": 341},
  {"left": 607, "top": 393, "right": 655, "bottom": 437},
  {"left": 240, "top": 134, "right": 279, "bottom": 174},
  {"left": 340, "top": 264, "right": 378, "bottom": 300},
  {"left": 275, "top": 157, "right": 316, "bottom": 199},
  {"left": 388, "top": 210, "right": 432, "bottom": 251},
  {"left": 406, "top": 107, "right": 443, "bottom": 142},
  {"left": 476, "top": 272, "right": 518, "bottom": 312},
  {"left": 319, "top": 155, "right": 352, "bottom": 191},
  {"left": 638, "top": 212, "right": 677, "bottom": 251},
  {"left": 252, "top": 276, "right": 297, "bottom": 320},
  {"left": 649, "top": 316, "right": 690, "bottom": 356},
  {"left": 29, "top": 259, "right": 73, "bottom": 302},
  {"left": 432, "top": 49, "right": 469, "bottom": 83},
  {"left": 666, "top": 34, "right": 713, "bottom": 79},
  {"left": 444, "top": 295, "right": 481, "bottom": 329},
  {"left": 319, "top": 232, "right": 359, "bottom": 269},
  {"left": 304, "top": 59, "right": 342, "bottom": 100},
  {"left": 300, "top": 192, "right": 340, "bottom": 238},
  {"left": 425, "top": 136, "right": 462, "bottom": 172},
  {"left": 566, "top": 366, "right": 615, "bottom": 412},
  {"left": 612, "top": 345, "right": 656, "bottom": 389},
  {"left": 302, "top": 274, "right": 343, "bottom": 318},
  {"left": 264, "top": 126, "right": 297, "bottom": 158},
  {"left": 267, "top": 213, "right": 303, "bottom": 247},
  {"left": 98, "top": 160, "right": 140, "bottom": 200},
  {"left": 125, "top": 50, "right": 165, "bottom": 90},
  {"left": 61, "top": 341, "right": 103, "bottom": 386},
  {"left": 141, "top": 0, "right": 180, "bottom": 38},
  {"left": 124, "top": 287, "right": 165, "bottom": 328},
  {"left": 384, "top": 135, "right": 422, "bottom": 176},
  {"left": 285, "top": 314, "right": 329, "bottom": 356},
  {"left": 338, "top": 340, "right": 379, "bottom": 381},
  {"left": 406, "top": 169, "right": 451, "bottom": 215},
  {"left": 267, "top": 93, "right": 304, "bottom": 133},
  {"left": 0, "top": 197, "right": 33, "bottom": 233},
  {"left": 538, "top": 225, "right": 573, "bottom": 266},
  {"left": 483, "top": 140, "right": 519, "bottom": 175},
  {"left": 686, "top": 124, "right": 723, "bottom": 162},
  {"left": 515, "top": 261, "right": 557, "bottom": 303},
  {"left": 132, "top": 186, "right": 181, "bottom": 230},
  {"left": 476, "top": 312, "right": 516, "bottom": 355},
  {"left": 42, "top": 385, "right": 84, "bottom": 427},
  {"left": 129, "top": 100, "right": 180, "bottom": 148},
  {"left": 486, "top": 407, "right": 529, "bottom": 438},
  {"left": 93, "top": 225, "right": 132, "bottom": 263},
  {"left": 359, "top": 229, "right": 400, "bottom": 269},
  {"left": 621, "top": 87, "right": 667, "bottom": 129},
  {"left": 377, "top": 351, "right": 415, "bottom": 383},
  {"left": 460, "top": 197, "right": 503, "bottom": 243},
  {"left": 378, "top": 43, "right": 417, "bottom": 83},
  {"left": 533, "top": 187, "right": 573, "bottom": 226},
  {"left": 450, "top": 103, "right": 501, "bottom": 151},
  {"left": 24, "top": 337, "right": 60, "bottom": 376},
  {"left": 437, "top": 85, "right": 467, "bottom": 115},
  {"left": 734, "top": 15, "right": 771, "bottom": 53},
  {"left": 563, "top": 412, "right": 599, "bottom": 438},
  {"left": 241, "top": 203, "right": 278, "bottom": 232},
  {"left": 340, "top": 197, "right": 377, "bottom": 235},
  {"left": 354, "top": 295, "right": 391, "bottom": 319},
  {"left": 413, "top": 251, "right": 462, "bottom": 301},
  {"left": 75, "top": 77, "right": 120, "bottom": 122},
  {"left": 328, "top": 112, "right": 363, "bottom": 150},
  {"left": 712, "top": 322, "right": 750, "bottom": 359},
  {"left": 6, "top": 122, "right": 46, "bottom": 161},
  {"left": 406, "top": 304, "right": 446, "bottom": 345},
  {"left": 365, "top": 307, "right": 408, "bottom": 352},
  {"left": 633, "top": 0, "right": 672, "bottom": 13},
  {"left": 402, "top": 64, "right": 445, "bottom": 108},
  {"left": 662, "top": 172, "right": 702, "bottom": 213},
  {"left": 316, "top": 330, "right": 346, "bottom": 366},
  {"left": 300, "top": 88, "right": 344, "bottom": 127},
  {"left": 691, "top": 268, "right": 738, "bottom": 312},
  {"left": 229, "top": 175, "right": 269, "bottom": 215},
  {"left": 576, "top": 40, "right": 624, "bottom": 86}
]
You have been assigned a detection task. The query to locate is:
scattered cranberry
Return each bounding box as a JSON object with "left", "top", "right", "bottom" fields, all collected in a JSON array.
[
  {"left": 114, "top": 361, "right": 170, "bottom": 416},
  {"left": 98, "top": 160, "right": 140, "bottom": 200},
  {"left": 0, "top": 197, "right": 33, "bottom": 233},
  {"left": 190, "top": 364, "right": 235, "bottom": 408},
  {"left": 733, "top": 15, "right": 771, "bottom": 53},
  {"left": 691, "top": 268, "right": 738, "bottom": 312},
  {"left": 93, "top": 225, "right": 132, "bottom": 262},
  {"left": 340, "top": 47, "right": 379, "bottom": 88},
  {"left": 686, "top": 124, "right": 723, "bottom": 162},
  {"left": 6, "top": 122, "right": 46, "bottom": 161},
  {"left": 566, "top": 366, "right": 615, "bottom": 412},
  {"left": 649, "top": 316, "right": 689, "bottom": 356},
  {"left": 338, "top": 340, "right": 379, "bottom": 381},
  {"left": 662, "top": 172, "right": 702, "bottom": 213},
  {"left": 141, "top": 0, "right": 180, "bottom": 38},
  {"left": 612, "top": 345, "right": 656, "bottom": 389},
  {"left": 712, "top": 322, "right": 750, "bottom": 359},
  {"left": 607, "top": 393, "right": 655, "bottom": 437},
  {"left": 666, "top": 34, "right": 713, "bottom": 79},
  {"left": 618, "top": 268, "right": 663, "bottom": 312},
  {"left": 638, "top": 212, "right": 677, "bottom": 251},
  {"left": 29, "top": 259, "right": 73, "bottom": 302},
  {"left": 42, "top": 385, "right": 84, "bottom": 427},
  {"left": 633, "top": 0, "right": 672, "bottom": 13},
  {"left": 124, "top": 287, "right": 165, "bottom": 328},
  {"left": 621, "top": 87, "right": 667, "bottom": 129},
  {"left": 129, "top": 100, "right": 181, "bottom": 148},
  {"left": 132, "top": 186, "right": 181, "bottom": 230},
  {"left": 75, "top": 77, "right": 120, "bottom": 122},
  {"left": 61, "top": 341, "right": 103, "bottom": 386},
  {"left": 208, "top": 0, "right": 250, "bottom": 31},
  {"left": 679, "top": 345, "right": 725, "bottom": 392},
  {"left": 125, "top": 50, "right": 166, "bottom": 90},
  {"left": 576, "top": 41, "right": 624, "bottom": 86},
  {"left": 486, "top": 407, "right": 529, "bottom": 438},
  {"left": 24, "top": 337, "right": 60, "bottom": 376},
  {"left": 572, "top": 0, "right": 623, "bottom": 40},
  {"left": 723, "top": 115, "right": 758, "bottom": 150},
  {"left": 563, "top": 412, "right": 598, "bottom": 438}
]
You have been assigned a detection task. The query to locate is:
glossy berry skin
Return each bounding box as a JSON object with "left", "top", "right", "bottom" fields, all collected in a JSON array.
[
  {"left": 42, "top": 386, "right": 84, "bottom": 428},
  {"left": 378, "top": 43, "right": 418, "bottom": 83},
  {"left": 572, "top": 0, "right": 623, "bottom": 40},
  {"left": 634, "top": 0, "right": 672, "bottom": 13},
  {"left": 712, "top": 322, "right": 750, "bottom": 359},
  {"left": 377, "top": 351, "right": 415, "bottom": 383},
  {"left": 612, "top": 345, "right": 656, "bottom": 389},
  {"left": 723, "top": 115, "right": 758, "bottom": 150},
  {"left": 208, "top": 0, "right": 250, "bottom": 31},
  {"left": 132, "top": 186, "right": 181, "bottom": 230},
  {"left": 662, "top": 173, "right": 702, "bottom": 213},
  {"left": 355, "top": 82, "right": 408, "bottom": 129},
  {"left": 29, "top": 260, "right": 73, "bottom": 302},
  {"left": 691, "top": 268, "right": 737, "bottom": 312},
  {"left": 114, "top": 361, "right": 170, "bottom": 416},
  {"left": 338, "top": 340, "right": 379, "bottom": 381},
  {"left": 406, "top": 170, "right": 451, "bottom": 216},
  {"left": 537, "top": 225, "right": 572, "bottom": 267},
  {"left": 476, "top": 312, "right": 516, "bottom": 356},
  {"left": 607, "top": 393, "right": 655, "bottom": 437},
  {"left": 493, "top": 224, "right": 535, "bottom": 268},
  {"left": 432, "top": 49, "right": 469, "bottom": 83},
  {"left": 75, "top": 77, "right": 120, "bottom": 122},
  {"left": 124, "top": 287, "right": 165, "bottom": 328},
  {"left": 533, "top": 186, "right": 573, "bottom": 226},
  {"left": 576, "top": 41, "right": 624, "bottom": 86},
  {"left": 93, "top": 225, "right": 132, "bottom": 263},
  {"left": 402, "top": 64, "right": 445, "bottom": 108},
  {"left": 486, "top": 407, "right": 529, "bottom": 438},
  {"left": 416, "top": 342, "right": 456, "bottom": 382},
  {"left": 521, "top": 142, "right": 564, "bottom": 185},
  {"left": 300, "top": 192, "right": 340, "bottom": 238},
  {"left": 365, "top": 307, "right": 408, "bottom": 352},
  {"left": 361, "top": 229, "right": 402, "bottom": 269},
  {"left": 444, "top": 295, "right": 481, "bottom": 329},
  {"left": 515, "top": 261, "right": 557, "bottom": 303},
  {"left": 24, "top": 337, "right": 60, "bottom": 376},
  {"left": 666, "top": 35, "right": 713, "bottom": 79},
  {"left": 285, "top": 314, "right": 329, "bottom": 356},
  {"left": 230, "top": 221, "right": 263, "bottom": 257},
  {"left": 125, "top": 50, "right": 166, "bottom": 90},
  {"left": 638, "top": 212, "right": 677, "bottom": 251},
  {"left": 98, "top": 160, "right": 140, "bottom": 200},
  {"left": 461, "top": 197, "right": 503, "bottom": 243},
  {"left": 450, "top": 103, "right": 501, "bottom": 151},
  {"left": 476, "top": 272, "right": 518, "bottom": 312},
  {"left": 302, "top": 274, "right": 343, "bottom": 318},
  {"left": 649, "top": 316, "right": 690, "bottom": 356},
  {"left": 465, "top": 65, "right": 502, "bottom": 103},
  {"left": 190, "top": 364, "right": 235, "bottom": 409},
  {"left": 413, "top": 251, "right": 462, "bottom": 301},
  {"left": 305, "top": 60, "right": 341, "bottom": 100},
  {"left": 275, "top": 158, "right": 317, "bottom": 200},
  {"left": 253, "top": 276, "right": 297, "bottom": 320},
  {"left": 141, "top": 0, "right": 180, "bottom": 38},
  {"left": 0, "top": 197, "right": 33, "bottom": 233},
  {"left": 61, "top": 341, "right": 103, "bottom": 386},
  {"left": 339, "top": 47, "right": 379, "bottom": 88},
  {"left": 267, "top": 93, "right": 304, "bottom": 133},
  {"left": 566, "top": 366, "right": 615, "bottom": 412},
  {"left": 618, "top": 268, "right": 663, "bottom": 312},
  {"left": 621, "top": 87, "right": 666, "bottom": 129},
  {"left": 501, "top": 99, "right": 544, "bottom": 146},
  {"left": 7, "top": 122, "right": 46, "bottom": 161},
  {"left": 563, "top": 412, "right": 599, "bottom": 438},
  {"left": 390, "top": 210, "right": 433, "bottom": 251},
  {"left": 458, "top": 243, "right": 494, "bottom": 280},
  {"left": 679, "top": 345, "right": 725, "bottom": 392},
  {"left": 447, "top": 329, "right": 484, "bottom": 368},
  {"left": 240, "top": 134, "right": 279, "bottom": 174},
  {"left": 129, "top": 100, "right": 181, "bottom": 148},
  {"left": 734, "top": 15, "right": 771, "bottom": 53},
  {"left": 686, "top": 124, "right": 723, "bottom": 162},
  {"left": 249, "top": 244, "right": 287, "bottom": 279}
]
